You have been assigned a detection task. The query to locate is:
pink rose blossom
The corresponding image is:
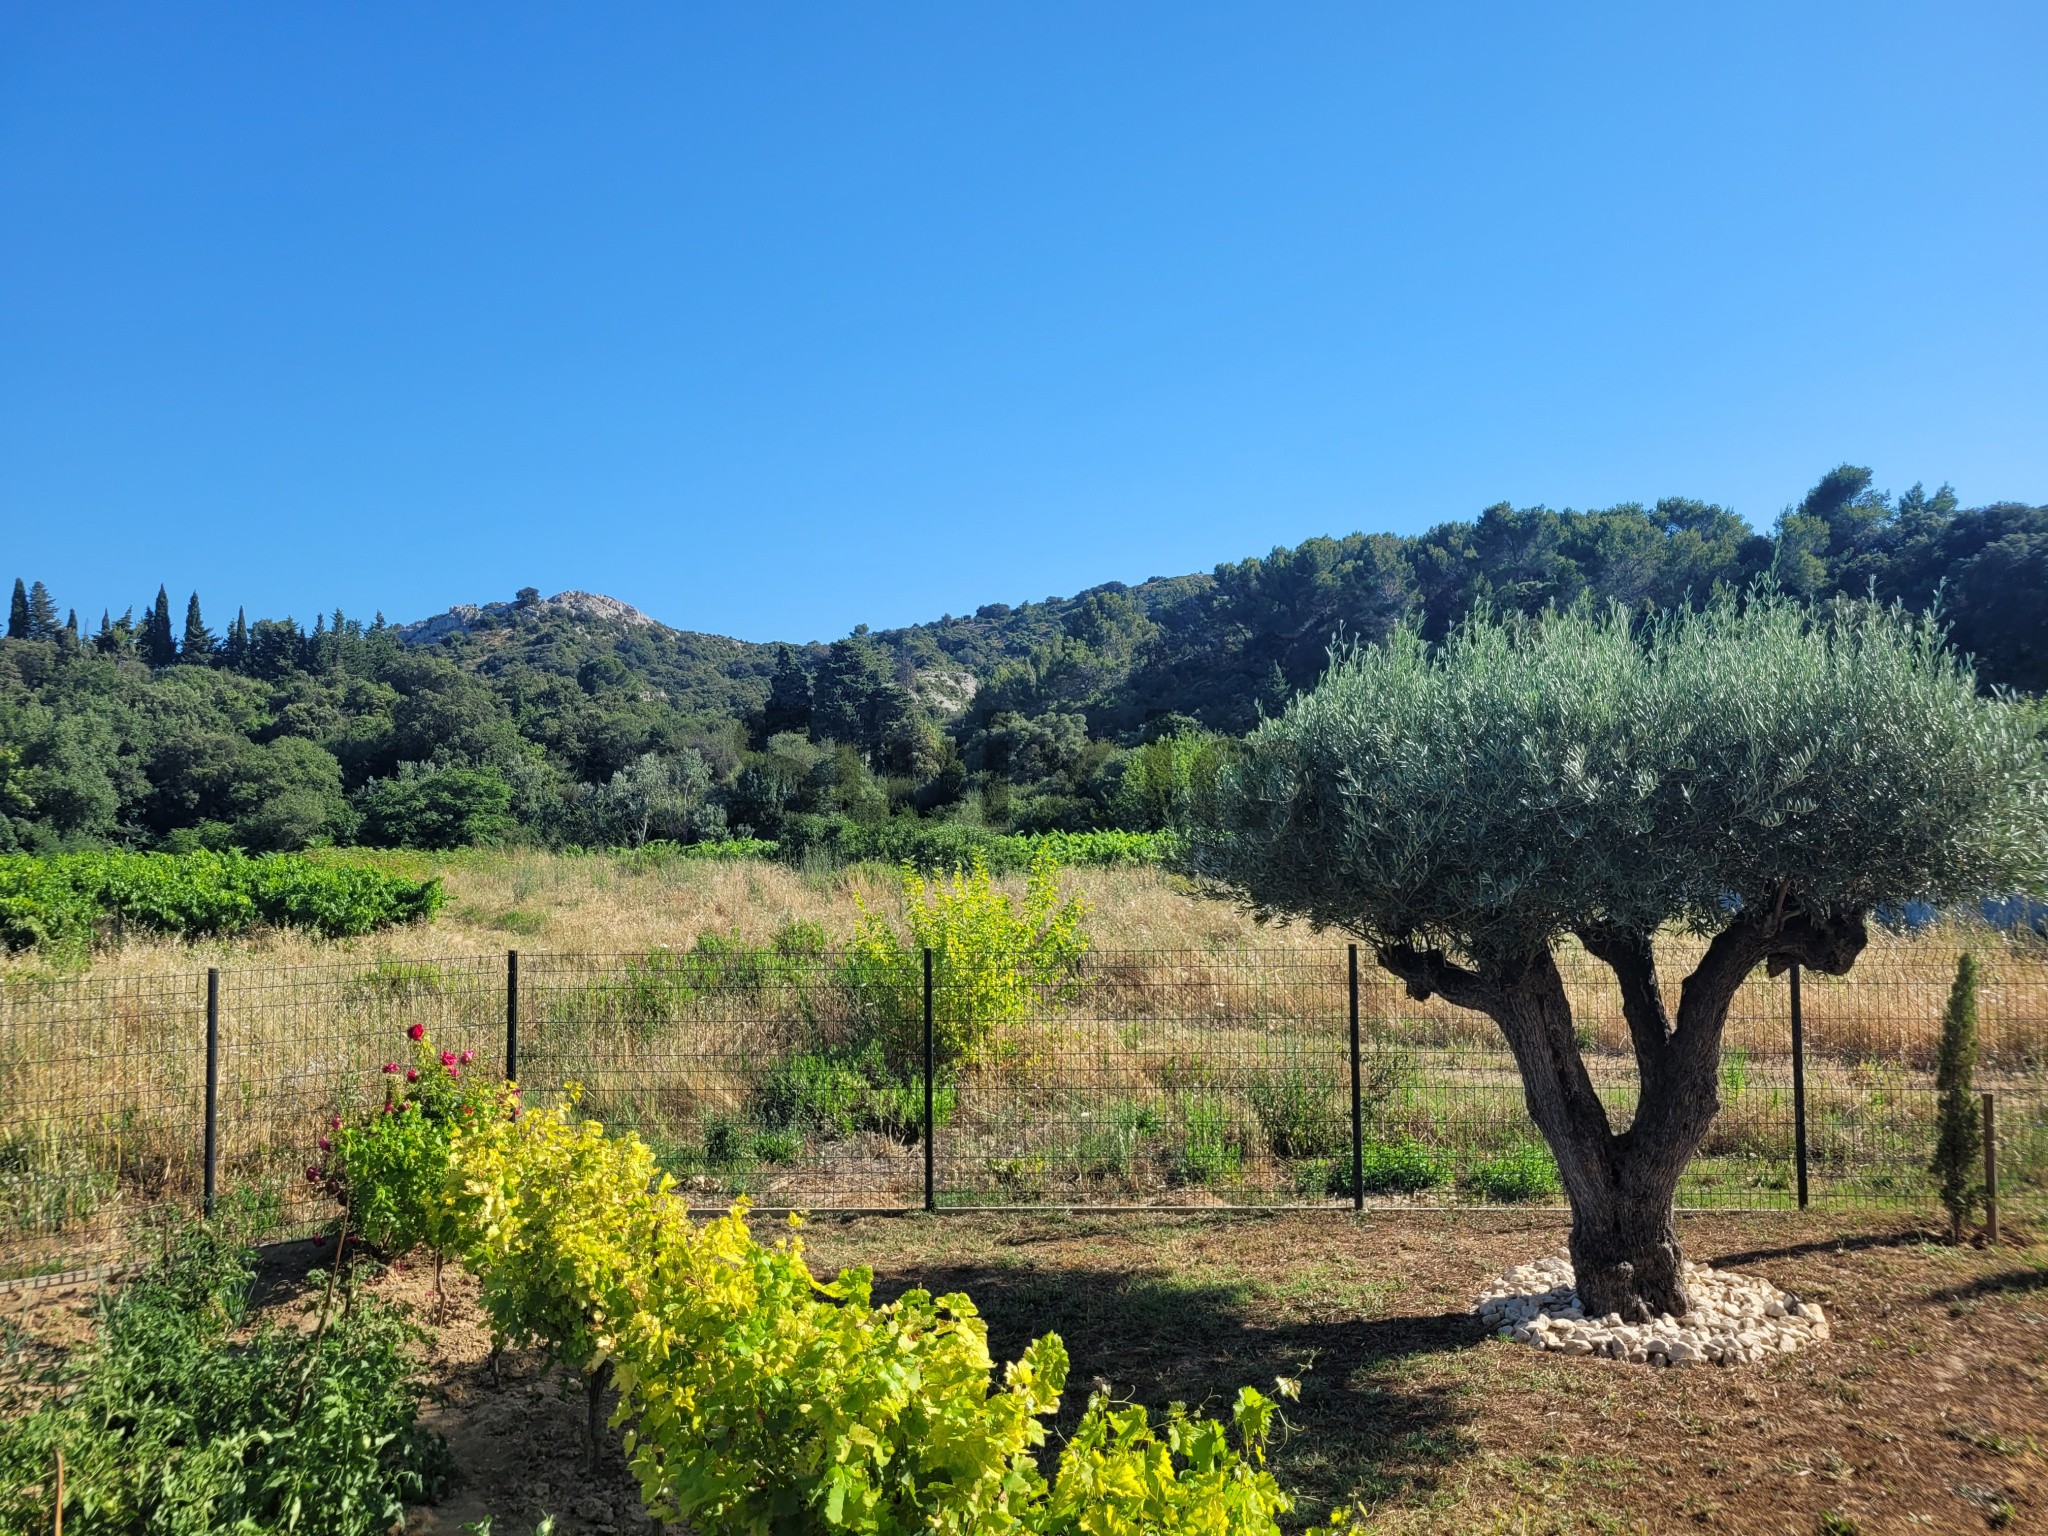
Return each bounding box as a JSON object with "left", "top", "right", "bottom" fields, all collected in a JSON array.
[
  {"left": 441, "top": 1051, "right": 457, "bottom": 1068},
  {"left": 381, "top": 1062, "right": 399, "bottom": 1074},
  {"left": 330, "top": 1115, "right": 342, "bottom": 1129},
  {"left": 447, "top": 1066, "right": 461, "bottom": 1080},
  {"left": 318, "top": 1137, "right": 331, "bottom": 1152},
  {"left": 459, "top": 1050, "right": 475, "bottom": 1065},
  {"left": 305, "top": 1165, "right": 322, "bottom": 1183}
]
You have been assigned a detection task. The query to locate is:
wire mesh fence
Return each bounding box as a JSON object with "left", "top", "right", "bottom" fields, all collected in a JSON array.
[{"left": 2, "top": 943, "right": 2043, "bottom": 1276}]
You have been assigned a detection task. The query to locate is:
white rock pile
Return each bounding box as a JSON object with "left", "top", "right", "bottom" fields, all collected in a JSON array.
[{"left": 1475, "top": 1253, "right": 1829, "bottom": 1368}]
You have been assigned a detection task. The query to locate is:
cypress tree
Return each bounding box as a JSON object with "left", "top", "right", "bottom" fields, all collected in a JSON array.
[
  {"left": 223, "top": 607, "right": 249, "bottom": 671},
  {"left": 6, "top": 579, "right": 26, "bottom": 639},
  {"left": 25, "top": 581, "right": 58, "bottom": 639},
  {"left": 180, "top": 592, "right": 216, "bottom": 662},
  {"left": 1931, "top": 952, "right": 1982, "bottom": 1243},
  {"left": 145, "top": 586, "right": 177, "bottom": 667}
]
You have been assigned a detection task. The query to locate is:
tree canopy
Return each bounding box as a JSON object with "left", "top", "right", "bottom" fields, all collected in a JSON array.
[
  {"left": 1190, "top": 593, "right": 2048, "bottom": 1318},
  {"left": 1191, "top": 595, "right": 2048, "bottom": 959},
  {"left": 1, "top": 466, "right": 2043, "bottom": 856}
]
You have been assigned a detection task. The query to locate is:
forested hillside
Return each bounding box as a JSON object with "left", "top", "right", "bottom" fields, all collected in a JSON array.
[{"left": 2, "top": 465, "right": 2041, "bottom": 854}]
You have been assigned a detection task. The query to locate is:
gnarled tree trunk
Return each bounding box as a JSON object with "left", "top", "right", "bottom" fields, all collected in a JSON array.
[{"left": 1378, "top": 899, "right": 1867, "bottom": 1322}]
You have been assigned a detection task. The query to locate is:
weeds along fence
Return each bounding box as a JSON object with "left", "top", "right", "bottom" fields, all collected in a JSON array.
[{"left": 2, "top": 945, "right": 2044, "bottom": 1277}]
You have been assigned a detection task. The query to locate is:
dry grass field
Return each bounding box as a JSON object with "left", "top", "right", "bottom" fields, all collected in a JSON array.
[{"left": 2, "top": 850, "right": 2044, "bottom": 1279}]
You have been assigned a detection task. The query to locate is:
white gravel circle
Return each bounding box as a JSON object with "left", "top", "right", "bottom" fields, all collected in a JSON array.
[{"left": 1475, "top": 1253, "right": 1829, "bottom": 1367}]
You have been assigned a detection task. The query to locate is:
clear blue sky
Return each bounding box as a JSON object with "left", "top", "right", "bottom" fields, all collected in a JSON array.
[{"left": 3, "top": 4, "right": 2043, "bottom": 642}]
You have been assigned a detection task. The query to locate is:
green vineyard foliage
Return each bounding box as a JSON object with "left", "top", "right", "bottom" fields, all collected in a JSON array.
[{"left": 0, "top": 849, "right": 444, "bottom": 953}]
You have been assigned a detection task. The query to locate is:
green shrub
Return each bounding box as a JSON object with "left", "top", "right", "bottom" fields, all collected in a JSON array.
[
  {"left": 1077, "top": 1098, "right": 1165, "bottom": 1179},
  {"left": 778, "top": 817, "right": 1177, "bottom": 874},
  {"left": 1301, "top": 1140, "right": 1449, "bottom": 1198},
  {"left": 325, "top": 1022, "right": 515, "bottom": 1252},
  {"left": 1172, "top": 1094, "right": 1243, "bottom": 1185},
  {"left": 750, "top": 1127, "right": 804, "bottom": 1166},
  {"left": 1243, "top": 1065, "right": 1345, "bottom": 1159},
  {"left": 618, "top": 837, "right": 782, "bottom": 868},
  {"left": 752, "top": 1045, "right": 954, "bottom": 1145},
  {"left": 1463, "top": 1143, "right": 1559, "bottom": 1203},
  {"left": 843, "top": 847, "right": 1090, "bottom": 1071},
  {"left": 0, "top": 1210, "right": 447, "bottom": 1535},
  {"left": 0, "top": 850, "right": 442, "bottom": 953},
  {"left": 441, "top": 1109, "right": 1330, "bottom": 1536},
  {"left": 1359, "top": 1137, "right": 1449, "bottom": 1194}
]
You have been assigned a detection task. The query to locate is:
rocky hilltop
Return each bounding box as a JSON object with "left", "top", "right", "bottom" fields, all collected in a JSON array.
[{"left": 397, "top": 590, "right": 662, "bottom": 646}]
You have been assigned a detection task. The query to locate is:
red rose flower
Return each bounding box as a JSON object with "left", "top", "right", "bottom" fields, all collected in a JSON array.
[
  {"left": 441, "top": 1050, "right": 457, "bottom": 1068},
  {"left": 447, "top": 1066, "right": 461, "bottom": 1080},
  {"left": 330, "top": 1115, "right": 343, "bottom": 1129},
  {"left": 306, "top": 1165, "right": 322, "bottom": 1183},
  {"left": 407, "top": 1023, "right": 426, "bottom": 1042},
  {"left": 381, "top": 1062, "right": 399, "bottom": 1074},
  {"left": 406, "top": 1068, "right": 419, "bottom": 1083},
  {"left": 318, "top": 1137, "right": 331, "bottom": 1152}
]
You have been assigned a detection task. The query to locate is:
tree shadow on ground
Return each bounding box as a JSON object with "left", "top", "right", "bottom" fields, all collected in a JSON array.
[
  {"left": 867, "top": 1259, "right": 1486, "bottom": 1515},
  {"left": 1707, "top": 1227, "right": 1932, "bottom": 1267},
  {"left": 1925, "top": 1264, "right": 2048, "bottom": 1304}
]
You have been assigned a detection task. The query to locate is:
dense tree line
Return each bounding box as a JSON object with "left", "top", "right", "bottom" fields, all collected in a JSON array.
[{"left": 1, "top": 467, "right": 2039, "bottom": 853}]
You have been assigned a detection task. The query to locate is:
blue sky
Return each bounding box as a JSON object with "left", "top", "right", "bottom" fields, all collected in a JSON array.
[{"left": 2, "top": 4, "right": 2043, "bottom": 642}]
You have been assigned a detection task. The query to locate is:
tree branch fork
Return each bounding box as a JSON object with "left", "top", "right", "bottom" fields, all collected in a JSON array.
[{"left": 1370, "top": 894, "right": 1867, "bottom": 1319}]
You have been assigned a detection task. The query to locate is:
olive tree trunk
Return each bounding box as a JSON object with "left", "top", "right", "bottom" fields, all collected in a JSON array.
[{"left": 1377, "top": 901, "right": 1867, "bottom": 1322}]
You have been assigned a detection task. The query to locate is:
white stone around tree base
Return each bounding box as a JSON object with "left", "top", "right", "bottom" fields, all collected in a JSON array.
[{"left": 1474, "top": 1253, "right": 1829, "bottom": 1368}]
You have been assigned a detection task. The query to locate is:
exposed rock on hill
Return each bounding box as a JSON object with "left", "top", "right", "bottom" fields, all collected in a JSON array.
[{"left": 397, "top": 590, "right": 662, "bottom": 645}]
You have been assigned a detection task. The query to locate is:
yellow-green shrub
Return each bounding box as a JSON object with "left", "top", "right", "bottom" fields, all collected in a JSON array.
[
  {"left": 845, "top": 846, "right": 1091, "bottom": 1070},
  {"left": 317, "top": 1089, "right": 1349, "bottom": 1536}
]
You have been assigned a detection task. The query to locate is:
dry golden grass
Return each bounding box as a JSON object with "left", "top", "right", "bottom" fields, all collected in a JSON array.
[{"left": 0, "top": 849, "right": 2042, "bottom": 1274}]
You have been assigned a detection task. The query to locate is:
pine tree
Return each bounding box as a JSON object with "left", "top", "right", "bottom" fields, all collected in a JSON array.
[
  {"left": 6, "top": 579, "right": 26, "bottom": 640},
  {"left": 1931, "top": 952, "right": 1983, "bottom": 1243},
  {"left": 25, "top": 581, "right": 58, "bottom": 640},
  {"left": 180, "top": 592, "right": 215, "bottom": 662},
  {"left": 763, "top": 645, "right": 814, "bottom": 736},
  {"left": 144, "top": 586, "right": 177, "bottom": 667},
  {"left": 64, "top": 609, "right": 77, "bottom": 637}
]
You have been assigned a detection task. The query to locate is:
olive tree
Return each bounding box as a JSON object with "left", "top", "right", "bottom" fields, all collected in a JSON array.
[{"left": 1192, "top": 595, "right": 2048, "bottom": 1320}]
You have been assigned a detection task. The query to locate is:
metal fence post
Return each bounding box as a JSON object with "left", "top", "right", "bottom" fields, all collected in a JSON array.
[
  {"left": 1348, "top": 944, "right": 1364, "bottom": 1212},
  {"left": 1983, "top": 1091, "right": 1999, "bottom": 1244},
  {"left": 505, "top": 949, "right": 520, "bottom": 1083},
  {"left": 203, "top": 968, "right": 220, "bottom": 1220},
  {"left": 1789, "top": 962, "right": 1809, "bottom": 1210},
  {"left": 922, "top": 948, "right": 936, "bottom": 1214}
]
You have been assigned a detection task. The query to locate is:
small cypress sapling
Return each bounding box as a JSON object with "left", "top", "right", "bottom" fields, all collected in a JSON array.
[{"left": 1930, "top": 952, "right": 1981, "bottom": 1243}]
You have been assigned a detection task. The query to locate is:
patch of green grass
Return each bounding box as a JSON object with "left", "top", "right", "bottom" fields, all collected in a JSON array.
[
  {"left": 1171, "top": 1094, "right": 1243, "bottom": 1186},
  {"left": 1462, "top": 1143, "right": 1558, "bottom": 1203}
]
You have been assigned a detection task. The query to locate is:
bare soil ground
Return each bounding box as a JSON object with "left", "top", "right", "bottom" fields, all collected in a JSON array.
[
  {"left": 6, "top": 1197, "right": 2044, "bottom": 1536},
  {"left": 800, "top": 1210, "right": 2048, "bottom": 1536}
]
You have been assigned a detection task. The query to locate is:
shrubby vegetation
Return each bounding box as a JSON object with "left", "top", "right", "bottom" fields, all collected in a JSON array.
[
  {"left": 3, "top": 467, "right": 2037, "bottom": 859},
  {"left": 0, "top": 1200, "right": 447, "bottom": 1535},
  {"left": 0, "top": 849, "right": 443, "bottom": 952},
  {"left": 322, "top": 1028, "right": 1341, "bottom": 1536}
]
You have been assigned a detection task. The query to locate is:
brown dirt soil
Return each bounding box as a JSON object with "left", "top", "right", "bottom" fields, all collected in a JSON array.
[
  {"left": 5, "top": 1211, "right": 2044, "bottom": 1535},
  {"left": 798, "top": 1209, "right": 2048, "bottom": 1536}
]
